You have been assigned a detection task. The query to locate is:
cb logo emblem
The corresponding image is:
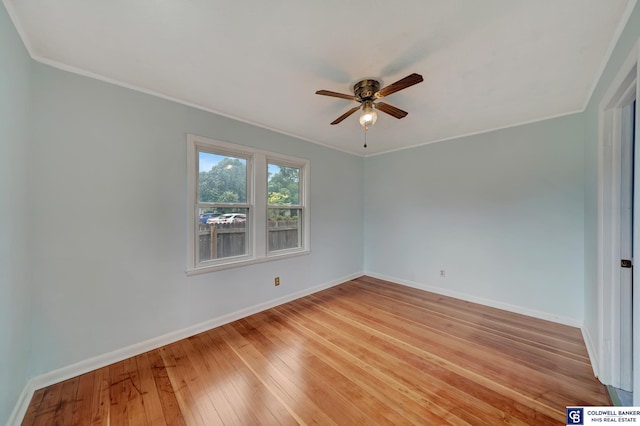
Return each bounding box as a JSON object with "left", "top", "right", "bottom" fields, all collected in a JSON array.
[{"left": 566, "top": 407, "right": 584, "bottom": 425}]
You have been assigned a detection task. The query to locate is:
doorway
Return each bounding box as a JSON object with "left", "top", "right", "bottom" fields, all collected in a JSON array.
[{"left": 598, "top": 44, "right": 638, "bottom": 405}]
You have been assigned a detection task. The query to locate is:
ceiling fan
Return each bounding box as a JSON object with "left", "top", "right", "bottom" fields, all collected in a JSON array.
[{"left": 315, "top": 73, "right": 424, "bottom": 130}]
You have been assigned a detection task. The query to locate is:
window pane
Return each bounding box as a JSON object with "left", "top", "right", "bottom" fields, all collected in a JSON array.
[
  {"left": 268, "top": 208, "right": 301, "bottom": 252},
  {"left": 198, "top": 207, "right": 248, "bottom": 262},
  {"left": 268, "top": 164, "right": 300, "bottom": 206},
  {"left": 199, "top": 152, "right": 247, "bottom": 203}
]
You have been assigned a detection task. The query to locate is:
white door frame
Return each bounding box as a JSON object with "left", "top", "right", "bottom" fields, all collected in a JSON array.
[
  {"left": 620, "top": 100, "right": 635, "bottom": 392},
  {"left": 598, "top": 40, "right": 639, "bottom": 399}
]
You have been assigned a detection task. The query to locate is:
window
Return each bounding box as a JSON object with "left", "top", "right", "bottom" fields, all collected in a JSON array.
[
  {"left": 196, "top": 150, "right": 250, "bottom": 263},
  {"left": 187, "top": 134, "right": 309, "bottom": 274},
  {"left": 268, "top": 162, "right": 303, "bottom": 253}
]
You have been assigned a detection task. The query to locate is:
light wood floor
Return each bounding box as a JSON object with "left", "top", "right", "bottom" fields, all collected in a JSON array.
[{"left": 22, "top": 276, "right": 610, "bottom": 425}]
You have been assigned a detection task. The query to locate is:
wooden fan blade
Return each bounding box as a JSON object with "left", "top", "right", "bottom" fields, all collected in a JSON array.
[
  {"left": 316, "top": 90, "right": 358, "bottom": 101},
  {"left": 331, "top": 106, "right": 360, "bottom": 125},
  {"left": 375, "top": 102, "right": 408, "bottom": 119},
  {"left": 374, "top": 73, "right": 423, "bottom": 98}
]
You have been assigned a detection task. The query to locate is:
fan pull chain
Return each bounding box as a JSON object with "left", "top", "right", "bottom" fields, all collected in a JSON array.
[{"left": 363, "top": 127, "right": 367, "bottom": 148}]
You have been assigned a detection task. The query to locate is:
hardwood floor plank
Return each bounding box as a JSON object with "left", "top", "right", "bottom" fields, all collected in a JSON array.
[
  {"left": 122, "top": 355, "right": 148, "bottom": 425},
  {"left": 51, "top": 377, "right": 79, "bottom": 425},
  {"left": 70, "top": 370, "right": 95, "bottom": 426},
  {"left": 178, "top": 335, "right": 247, "bottom": 425},
  {"left": 219, "top": 322, "right": 339, "bottom": 425},
  {"left": 191, "top": 331, "right": 297, "bottom": 425},
  {"left": 108, "top": 358, "right": 129, "bottom": 426},
  {"left": 134, "top": 352, "right": 168, "bottom": 426},
  {"left": 230, "top": 317, "right": 391, "bottom": 425},
  {"left": 88, "top": 367, "right": 110, "bottom": 425},
  {"left": 158, "top": 343, "right": 221, "bottom": 425},
  {"left": 21, "top": 276, "right": 611, "bottom": 425},
  {"left": 147, "top": 350, "right": 186, "bottom": 426}
]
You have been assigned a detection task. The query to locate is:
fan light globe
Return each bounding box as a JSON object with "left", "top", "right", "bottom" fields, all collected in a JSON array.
[{"left": 359, "top": 102, "right": 377, "bottom": 129}]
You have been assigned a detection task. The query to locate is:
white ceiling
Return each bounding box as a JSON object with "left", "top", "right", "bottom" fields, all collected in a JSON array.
[{"left": 5, "top": 0, "right": 636, "bottom": 156}]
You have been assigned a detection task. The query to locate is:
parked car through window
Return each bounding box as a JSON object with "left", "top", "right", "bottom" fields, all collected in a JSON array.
[{"left": 206, "top": 213, "right": 246, "bottom": 225}]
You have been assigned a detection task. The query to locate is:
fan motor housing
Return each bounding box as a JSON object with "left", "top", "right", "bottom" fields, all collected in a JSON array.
[{"left": 353, "top": 79, "right": 380, "bottom": 101}]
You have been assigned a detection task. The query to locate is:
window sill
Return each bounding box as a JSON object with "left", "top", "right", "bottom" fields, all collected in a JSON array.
[{"left": 186, "top": 249, "right": 310, "bottom": 276}]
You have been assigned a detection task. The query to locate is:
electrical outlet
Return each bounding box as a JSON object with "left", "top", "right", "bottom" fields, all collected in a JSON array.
[
  {"left": 274, "top": 277, "right": 280, "bottom": 286},
  {"left": 440, "top": 270, "right": 445, "bottom": 278}
]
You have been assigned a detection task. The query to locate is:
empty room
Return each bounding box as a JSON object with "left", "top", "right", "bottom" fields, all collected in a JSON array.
[{"left": 2, "top": 1, "right": 640, "bottom": 425}]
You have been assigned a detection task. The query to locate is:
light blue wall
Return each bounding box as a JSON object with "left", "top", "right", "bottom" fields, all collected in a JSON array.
[
  {"left": 25, "top": 63, "right": 364, "bottom": 376},
  {"left": 0, "top": 4, "right": 32, "bottom": 424},
  {"left": 364, "top": 114, "right": 586, "bottom": 320},
  {"left": 583, "top": 2, "right": 640, "bottom": 361}
]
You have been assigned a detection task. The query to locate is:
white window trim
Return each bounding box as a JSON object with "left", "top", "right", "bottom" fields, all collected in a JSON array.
[{"left": 186, "top": 134, "right": 310, "bottom": 275}]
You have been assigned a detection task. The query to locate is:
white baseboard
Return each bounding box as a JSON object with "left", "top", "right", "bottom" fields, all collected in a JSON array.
[
  {"left": 365, "top": 272, "right": 584, "bottom": 328},
  {"left": 7, "top": 271, "right": 363, "bottom": 426}
]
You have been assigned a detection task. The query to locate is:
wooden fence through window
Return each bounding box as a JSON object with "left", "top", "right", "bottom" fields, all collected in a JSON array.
[{"left": 198, "top": 221, "right": 299, "bottom": 260}]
